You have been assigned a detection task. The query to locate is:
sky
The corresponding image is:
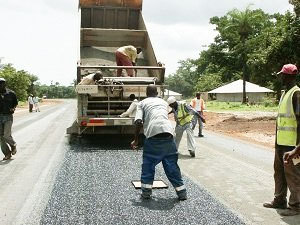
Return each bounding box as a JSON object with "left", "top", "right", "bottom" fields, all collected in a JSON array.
[{"left": 0, "top": 0, "right": 293, "bottom": 86}]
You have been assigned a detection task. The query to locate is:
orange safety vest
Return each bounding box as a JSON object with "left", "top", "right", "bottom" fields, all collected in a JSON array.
[{"left": 190, "top": 98, "right": 205, "bottom": 111}]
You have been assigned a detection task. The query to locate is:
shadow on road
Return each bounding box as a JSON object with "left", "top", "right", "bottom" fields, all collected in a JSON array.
[
  {"left": 0, "top": 158, "right": 14, "bottom": 166},
  {"left": 130, "top": 197, "right": 178, "bottom": 211}
]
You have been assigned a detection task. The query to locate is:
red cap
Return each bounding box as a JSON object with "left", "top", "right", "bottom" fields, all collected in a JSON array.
[{"left": 277, "top": 64, "right": 298, "bottom": 75}]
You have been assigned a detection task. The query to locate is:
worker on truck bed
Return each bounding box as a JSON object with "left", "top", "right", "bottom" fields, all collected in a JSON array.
[
  {"left": 115, "top": 45, "right": 142, "bottom": 77},
  {"left": 131, "top": 85, "right": 187, "bottom": 201},
  {"left": 78, "top": 71, "right": 103, "bottom": 85},
  {"left": 263, "top": 64, "right": 300, "bottom": 216},
  {"left": 120, "top": 94, "right": 138, "bottom": 118}
]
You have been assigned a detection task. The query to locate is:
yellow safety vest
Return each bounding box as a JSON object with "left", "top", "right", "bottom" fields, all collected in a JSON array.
[
  {"left": 277, "top": 85, "right": 300, "bottom": 146},
  {"left": 177, "top": 103, "right": 194, "bottom": 126}
]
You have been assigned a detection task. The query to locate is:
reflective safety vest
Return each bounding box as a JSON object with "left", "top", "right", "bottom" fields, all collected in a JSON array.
[
  {"left": 277, "top": 85, "right": 300, "bottom": 146},
  {"left": 177, "top": 103, "right": 194, "bottom": 126}
]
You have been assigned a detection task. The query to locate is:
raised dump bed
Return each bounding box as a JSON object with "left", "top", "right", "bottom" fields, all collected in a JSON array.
[{"left": 67, "top": 0, "right": 165, "bottom": 135}]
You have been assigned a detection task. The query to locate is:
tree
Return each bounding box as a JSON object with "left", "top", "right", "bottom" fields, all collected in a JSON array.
[
  {"left": 222, "top": 7, "right": 266, "bottom": 103},
  {"left": 289, "top": 0, "right": 300, "bottom": 17}
]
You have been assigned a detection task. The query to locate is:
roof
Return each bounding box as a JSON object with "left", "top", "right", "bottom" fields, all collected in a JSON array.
[
  {"left": 164, "top": 89, "right": 182, "bottom": 96},
  {"left": 208, "top": 80, "right": 274, "bottom": 94}
]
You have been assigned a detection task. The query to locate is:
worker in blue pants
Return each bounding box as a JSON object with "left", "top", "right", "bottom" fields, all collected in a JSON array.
[{"left": 131, "top": 85, "right": 187, "bottom": 200}]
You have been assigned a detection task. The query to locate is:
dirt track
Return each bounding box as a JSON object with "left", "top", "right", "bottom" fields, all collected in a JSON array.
[{"left": 204, "top": 111, "right": 277, "bottom": 149}]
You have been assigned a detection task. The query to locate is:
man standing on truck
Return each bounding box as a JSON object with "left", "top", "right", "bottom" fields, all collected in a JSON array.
[
  {"left": 131, "top": 85, "right": 187, "bottom": 200},
  {"left": 263, "top": 64, "right": 300, "bottom": 216},
  {"left": 0, "top": 78, "right": 18, "bottom": 160},
  {"left": 167, "top": 96, "right": 204, "bottom": 158},
  {"left": 190, "top": 92, "right": 205, "bottom": 137},
  {"left": 115, "top": 45, "right": 142, "bottom": 77},
  {"left": 78, "top": 71, "right": 103, "bottom": 85}
]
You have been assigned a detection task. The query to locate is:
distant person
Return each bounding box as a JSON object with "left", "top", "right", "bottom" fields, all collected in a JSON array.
[
  {"left": 115, "top": 45, "right": 142, "bottom": 77},
  {"left": 131, "top": 85, "right": 187, "bottom": 201},
  {"left": 0, "top": 78, "right": 18, "bottom": 160},
  {"left": 28, "top": 94, "right": 34, "bottom": 113},
  {"left": 190, "top": 92, "right": 206, "bottom": 137},
  {"left": 167, "top": 96, "right": 204, "bottom": 157},
  {"left": 120, "top": 94, "right": 138, "bottom": 118},
  {"left": 78, "top": 71, "right": 103, "bottom": 85},
  {"left": 263, "top": 64, "right": 300, "bottom": 216},
  {"left": 33, "top": 96, "right": 40, "bottom": 112}
]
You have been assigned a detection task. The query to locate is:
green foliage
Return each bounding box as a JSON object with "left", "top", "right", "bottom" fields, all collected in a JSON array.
[
  {"left": 168, "top": 7, "right": 300, "bottom": 101},
  {"left": 0, "top": 64, "right": 31, "bottom": 101},
  {"left": 0, "top": 64, "right": 76, "bottom": 100},
  {"left": 195, "top": 73, "right": 223, "bottom": 92}
]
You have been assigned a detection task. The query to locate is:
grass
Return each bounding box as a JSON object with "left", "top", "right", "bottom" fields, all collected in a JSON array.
[
  {"left": 205, "top": 101, "right": 278, "bottom": 112},
  {"left": 183, "top": 98, "right": 278, "bottom": 112}
]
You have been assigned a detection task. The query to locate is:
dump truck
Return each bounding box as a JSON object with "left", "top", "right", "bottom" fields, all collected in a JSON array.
[{"left": 67, "top": 0, "right": 166, "bottom": 135}]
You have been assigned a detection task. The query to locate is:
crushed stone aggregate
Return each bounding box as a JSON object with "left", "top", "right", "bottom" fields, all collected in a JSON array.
[{"left": 40, "top": 138, "right": 246, "bottom": 225}]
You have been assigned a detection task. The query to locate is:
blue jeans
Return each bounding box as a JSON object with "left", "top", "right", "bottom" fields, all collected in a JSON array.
[{"left": 141, "top": 136, "right": 186, "bottom": 194}]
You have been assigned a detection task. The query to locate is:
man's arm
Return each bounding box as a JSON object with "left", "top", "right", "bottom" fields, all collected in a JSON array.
[
  {"left": 186, "top": 104, "right": 205, "bottom": 123},
  {"left": 284, "top": 91, "right": 300, "bottom": 163},
  {"left": 131, "top": 119, "right": 143, "bottom": 150}
]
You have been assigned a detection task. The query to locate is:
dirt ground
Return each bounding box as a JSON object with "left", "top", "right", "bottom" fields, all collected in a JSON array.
[{"left": 204, "top": 111, "right": 277, "bottom": 150}]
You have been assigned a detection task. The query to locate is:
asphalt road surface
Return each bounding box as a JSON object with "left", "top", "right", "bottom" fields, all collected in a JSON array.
[{"left": 0, "top": 100, "right": 299, "bottom": 225}]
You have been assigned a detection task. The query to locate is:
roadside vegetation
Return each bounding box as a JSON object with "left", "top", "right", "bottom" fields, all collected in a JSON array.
[
  {"left": 166, "top": 1, "right": 300, "bottom": 101},
  {"left": 205, "top": 100, "right": 278, "bottom": 112},
  {"left": 0, "top": 64, "right": 76, "bottom": 101}
]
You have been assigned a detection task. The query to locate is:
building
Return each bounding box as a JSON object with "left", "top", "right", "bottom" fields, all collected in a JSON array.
[
  {"left": 164, "top": 89, "right": 182, "bottom": 100},
  {"left": 208, "top": 80, "right": 274, "bottom": 103}
]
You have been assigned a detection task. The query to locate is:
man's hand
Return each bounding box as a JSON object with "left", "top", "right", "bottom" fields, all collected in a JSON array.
[
  {"left": 283, "top": 147, "right": 300, "bottom": 164},
  {"left": 131, "top": 140, "right": 139, "bottom": 150},
  {"left": 10, "top": 108, "right": 15, "bottom": 113}
]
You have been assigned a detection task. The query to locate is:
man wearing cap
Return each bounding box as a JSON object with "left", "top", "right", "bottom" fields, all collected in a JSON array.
[
  {"left": 167, "top": 96, "right": 204, "bottom": 157},
  {"left": 131, "top": 85, "right": 187, "bottom": 201},
  {"left": 115, "top": 45, "right": 142, "bottom": 77},
  {"left": 78, "top": 71, "right": 103, "bottom": 85},
  {"left": 0, "top": 78, "right": 18, "bottom": 160},
  {"left": 263, "top": 64, "right": 300, "bottom": 216}
]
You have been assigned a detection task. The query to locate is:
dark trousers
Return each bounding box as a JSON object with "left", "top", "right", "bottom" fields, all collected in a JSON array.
[
  {"left": 141, "top": 136, "right": 185, "bottom": 193},
  {"left": 29, "top": 103, "right": 33, "bottom": 112},
  {"left": 273, "top": 145, "right": 300, "bottom": 209},
  {"left": 0, "top": 115, "right": 16, "bottom": 156}
]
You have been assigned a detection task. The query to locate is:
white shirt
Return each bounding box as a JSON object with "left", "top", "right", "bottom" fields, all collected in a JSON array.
[
  {"left": 135, "top": 97, "right": 174, "bottom": 138},
  {"left": 195, "top": 99, "right": 201, "bottom": 111},
  {"left": 78, "top": 74, "right": 96, "bottom": 85},
  {"left": 120, "top": 99, "right": 138, "bottom": 117},
  {"left": 28, "top": 96, "right": 34, "bottom": 104},
  {"left": 33, "top": 97, "right": 39, "bottom": 104}
]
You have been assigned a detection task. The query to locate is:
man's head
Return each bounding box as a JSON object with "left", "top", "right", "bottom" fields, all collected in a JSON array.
[
  {"left": 136, "top": 47, "right": 142, "bottom": 54},
  {"left": 277, "top": 64, "right": 298, "bottom": 87},
  {"left": 93, "top": 71, "right": 103, "bottom": 81},
  {"left": 146, "top": 85, "right": 158, "bottom": 97},
  {"left": 0, "top": 78, "right": 6, "bottom": 92},
  {"left": 129, "top": 94, "right": 136, "bottom": 101},
  {"left": 167, "top": 96, "right": 177, "bottom": 109},
  {"left": 196, "top": 92, "right": 201, "bottom": 99}
]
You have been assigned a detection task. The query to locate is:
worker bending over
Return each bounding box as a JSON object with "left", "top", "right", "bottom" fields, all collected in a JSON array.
[{"left": 131, "top": 85, "right": 187, "bottom": 200}]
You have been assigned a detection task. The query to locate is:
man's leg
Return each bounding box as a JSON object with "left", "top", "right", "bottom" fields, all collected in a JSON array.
[
  {"left": 115, "top": 51, "right": 123, "bottom": 76},
  {"left": 198, "top": 111, "right": 204, "bottom": 137},
  {"left": 263, "top": 146, "right": 288, "bottom": 208},
  {"left": 174, "top": 126, "right": 184, "bottom": 149},
  {"left": 3, "top": 120, "right": 17, "bottom": 155},
  {"left": 161, "top": 138, "right": 187, "bottom": 200},
  {"left": 281, "top": 159, "right": 300, "bottom": 215},
  {"left": 186, "top": 125, "right": 196, "bottom": 157},
  {"left": 141, "top": 138, "right": 161, "bottom": 199},
  {"left": 0, "top": 123, "right": 11, "bottom": 159}
]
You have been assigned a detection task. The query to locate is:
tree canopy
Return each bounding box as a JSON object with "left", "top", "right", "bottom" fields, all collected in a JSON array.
[{"left": 165, "top": 6, "right": 300, "bottom": 99}]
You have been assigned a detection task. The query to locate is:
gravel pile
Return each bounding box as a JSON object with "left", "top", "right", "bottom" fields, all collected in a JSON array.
[{"left": 40, "top": 140, "right": 245, "bottom": 225}]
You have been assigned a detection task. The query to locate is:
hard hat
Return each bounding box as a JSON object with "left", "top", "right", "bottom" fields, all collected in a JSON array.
[
  {"left": 277, "top": 64, "right": 298, "bottom": 75},
  {"left": 167, "top": 96, "right": 176, "bottom": 105},
  {"left": 0, "top": 78, "right": 6, "bottom": 82}
]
